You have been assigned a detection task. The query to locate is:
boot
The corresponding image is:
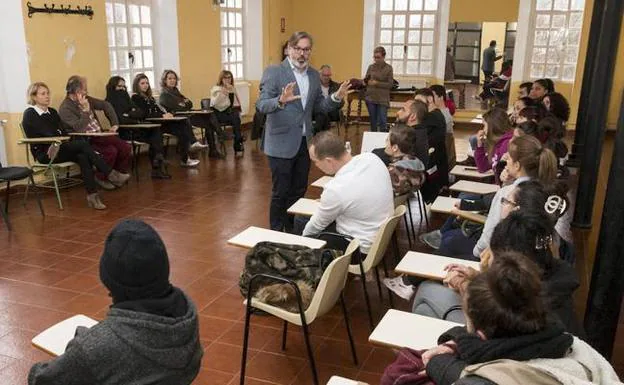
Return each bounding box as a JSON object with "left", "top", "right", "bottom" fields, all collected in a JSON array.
[
  {"left": 152, "top": 155, "right": 171, "bottom": 179},
  {"left": 86, "top": 193, "right": 107, "bottom": 210},
  {"left": 108, "top": 170, "right": 131, "bottom": 187}
]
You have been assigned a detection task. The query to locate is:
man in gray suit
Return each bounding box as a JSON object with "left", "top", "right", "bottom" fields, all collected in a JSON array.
[{"left": 257, "top": 31, "right": 350, "bottom": 232}]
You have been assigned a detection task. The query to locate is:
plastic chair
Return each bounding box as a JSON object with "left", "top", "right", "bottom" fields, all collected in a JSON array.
[
  {"left": 348, "top": 205, "right": 406, "bottom": 328},
  {"left": 0, "top": 162, "right": 45, "bottom": 230},
  {"left": 18, "top": 124, "right": 82, "bottom": 210},
  {"left": 240, "top": 239, "right": 360, "bottom": 385}
]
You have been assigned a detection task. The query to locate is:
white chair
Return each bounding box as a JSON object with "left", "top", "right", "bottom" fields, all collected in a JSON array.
[
  {"left": 240, "top": 239, "right": 360, "bottom": 385},
  {"left": 348, "top": 205, "right": 406, "bottom": 328}
]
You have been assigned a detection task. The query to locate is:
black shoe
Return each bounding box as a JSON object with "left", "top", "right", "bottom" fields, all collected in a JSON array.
[
  {"left": 457, "top": 156, "right": 476, "bottom": 166},
  {"left": 151, "top": 169, "right": 172, "bottom": 179},
  {"left": 209, "top": 149, "right": 225, "bottom": 159}
]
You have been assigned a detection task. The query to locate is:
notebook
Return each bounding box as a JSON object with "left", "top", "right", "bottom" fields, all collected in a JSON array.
[{"left": 31, "top": 314, "right": 98, "bottom": 356}]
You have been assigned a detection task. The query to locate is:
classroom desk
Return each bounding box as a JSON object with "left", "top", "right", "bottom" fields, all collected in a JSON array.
[
  {"left": 287, "top": 198, "right": 319, "bottom": 217},
  {"left": 119, "top": 123, "right": 161, "bottom": 129},
  {"left": 430, "top": 196, "right": 461, "bottom": 214},
  {"left": 68, "top": 132, "right": 118, "bottom": 137},
  {"left": 444, "top": 79, "right": 471, "bottom": 109},
  {"left": 327, "top": 376, "right": 369, "bottom": 385},
  {"left": 450, "top": 165, "right": 494, "bottom": 179},
  {"left": 395, "top": 251, "right": 481, "bottom": 280},
  {"left": 369, "top": 309, "right": 462, "bottom": 350},
  {"left": 227, "top": 226, "right": 326, "bottom": 249},
  {"left": 361, "top": 132, "right": 388, "bottom": 153},
  {"left": 18, "top": 136, "right": 70, "bottom": 143},
  {"left": 450, "top": 180, "right": 500, "bottom": 195},
  {"left": 174, "top": 110, "right": 213, "bottom": 115},
  {"left": 311, "top": 175, "right": 333, "bottom": 188},
  {"left": 32, "top": 314, "right": 98, "bottom": 356},
  {"left": 146, "top": 116, "right": 188, "bottom": 122}
]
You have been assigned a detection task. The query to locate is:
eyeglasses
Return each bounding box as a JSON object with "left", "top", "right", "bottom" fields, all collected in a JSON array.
[
  {"left": 501, "top": 197, "right": 518, "bottom": 208},
  {"left": 292, "top": 46, "right": 312, "bottom": 54},
  {"left": 373, "top": 55, "right": 383, "bottom": 59}
]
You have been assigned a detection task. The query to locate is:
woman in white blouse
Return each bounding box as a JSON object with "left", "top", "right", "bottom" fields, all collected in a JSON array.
[{"left": 210, "top": 70, "right": 243, "bottom": 155}]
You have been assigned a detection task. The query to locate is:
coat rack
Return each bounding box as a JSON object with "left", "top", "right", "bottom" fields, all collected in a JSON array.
[{"left": 27, "top": 2, "right": 94, "bottom": 19}]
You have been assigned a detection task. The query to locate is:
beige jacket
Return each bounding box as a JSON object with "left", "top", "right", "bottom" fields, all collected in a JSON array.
[
  {"left": 209, "top": 85, "right": 240, "bottom": 112},
  {"left": 364, "top": 62, "right": 393, "bottom": 106}
]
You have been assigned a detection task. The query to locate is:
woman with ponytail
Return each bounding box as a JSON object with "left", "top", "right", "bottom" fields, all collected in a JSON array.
[{"left": 474, "top": 107, "right": 513, "bottom": 182}]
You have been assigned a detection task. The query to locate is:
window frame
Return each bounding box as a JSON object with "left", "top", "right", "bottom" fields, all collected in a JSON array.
[
  {"left": 374, "top": 0, "right": 441, "bottom": 77},
  {"left": 220, "top": 0, "right": 245, "bottom": 80},
  {"left": 105, "top": 0, "right": 157, "bottom": 89}
]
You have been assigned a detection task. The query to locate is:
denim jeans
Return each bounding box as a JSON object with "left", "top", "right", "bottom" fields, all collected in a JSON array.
[
  {"left": 468, "top": 134, "right": 478, "bottom": 152},
  {"left": 365, "top": 101, "right": 388, "bottom": 132}
]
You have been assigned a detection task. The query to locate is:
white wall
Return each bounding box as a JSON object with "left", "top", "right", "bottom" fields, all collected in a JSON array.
[
  {"left": 152, "top": 0, "right": 180, "bottom": 79},
  {"left": 244, "top": 0, "right": 263, "bottom": 81}
]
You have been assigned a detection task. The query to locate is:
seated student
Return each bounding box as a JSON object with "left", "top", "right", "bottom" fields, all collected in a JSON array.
[
  {"left": 542, "top": 91, "right": 571, "bottom": 143},
  {"left": 474, "top": 107, "right": 513, "bottom": 182},
  {"left": 518, "top": 81, "right": 533, "bottom": 98},
  {"left": 430, "top": 84, "right": 456, "bottom": 169},
  {"left": 22, "top": 82, "right": 129, "bottom": 210},
  {"left": 514, "top": 103, "right": 548, "bottom": 125},
  {"left": 28, "top": 219, "right": 203, "bottom": 384},
  {"left": 210, "top": 70, "right": 244, "bottom": 155},
  {"left": 312, "top": 64, "right": 344, "bottom": 134},
  {"left": 529, "top": 78, "right": 555, "bottom": 100},
  {"left": 509, "top": 96, "right": 534, "bottom": 126},
  {"left": 393, "top": 99, "right": 430, "bottom": 166},
  {"left": 158, "top": 69, "right": 222, "bottom": 158},
  {"left": 58, "top": 75, "right": 132, "bottom": 190},
  {"left": 300, "top": 131, "right": 394, "bottom": 255},
  {"left": 415, "top": 88, "right": 449, "bottom": 201},
  {"left": 376, "top": 124, "right": 426, "bottom": 196},
  {"left": 131, "top": 73, "right": 200, "bottom": 168},
  {"left": 105, "top": 76, "right": 170, "bottom": 179},
  {"left": 478, "top": 59, "right": 512, "bottom": 101}
]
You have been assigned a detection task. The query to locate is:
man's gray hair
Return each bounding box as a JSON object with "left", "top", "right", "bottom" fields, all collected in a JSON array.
[
  {"left": 288, "top": 31, "right": 314, "bottom": 48},
  {"left": 65, "top": 75, "right": 85, "bottom": 94},
  {"left": 319, "top": 64, "right": 332, "bottom": 71}
]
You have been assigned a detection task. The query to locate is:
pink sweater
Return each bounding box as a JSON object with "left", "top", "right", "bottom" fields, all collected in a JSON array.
[{"left": 474, "top": 130, "right": 514, "bottom": 178}]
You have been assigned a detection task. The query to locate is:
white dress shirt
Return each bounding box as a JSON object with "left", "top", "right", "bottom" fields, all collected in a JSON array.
[
  {"left": 33, "top": 105, "right": 50, "bottom": 116},
  {"left": 303, "top": 153, "right": 395, "bottom": 254},
  {"left": 288, "top": 58, "right": 310, "bottom": 135}
]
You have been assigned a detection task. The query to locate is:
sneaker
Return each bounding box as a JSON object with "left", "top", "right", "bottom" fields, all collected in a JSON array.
[
  {"left": 180, "top": 158, "right": 200, "bottom": 168},
  {"left": 420, "top": 230, "right": 442, "bottom": 250},
  {"left": 383, "top": 276, "right": 415, "bottom": 301},
  {"left": 190, "top": 142, "right": 208, "bottom": 152},
  {"left": 95, "top": 179, "right": 116, "bottom": 190}
]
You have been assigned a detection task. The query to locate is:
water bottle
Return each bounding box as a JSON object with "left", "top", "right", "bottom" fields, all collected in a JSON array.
[{"left": 345, "top": 141, "right": 352, "bottom": 154}]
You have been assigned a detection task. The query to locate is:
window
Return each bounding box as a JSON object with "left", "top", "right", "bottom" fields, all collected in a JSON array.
[
  {"left": 447, "top": 22, "right": 482, "bottom": 82},
  {"left": 529, "top": 0, "right": 585, "bottom": 81},
  {"left": 220, "top": 0, "right": 244, "bottom": 79},
  {"left": 376, "top": 0, "right": 440, "bottom": 76},
  {"left": 105, "top": 0, "right": 155, "bottom": 87}
]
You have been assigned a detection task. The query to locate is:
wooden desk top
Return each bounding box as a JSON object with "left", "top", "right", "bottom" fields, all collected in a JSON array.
[
  {"left": 327, "top": 376, "right": 368, "bottom": 385},
  {"left": 369, "top": 309, "right": 462, "bottom": 350},
  {"left": 450, "top": 165, "right": 494, "bottom": 179},
  {"left": 227, "top": 226, "right": 326, "bottom": 249},
  {"left": 450, "top": 180, "right": 500, "bottom": 195},
  {"left": 287, "top": 198, "right": 319, "bottom": 217},
  {"left": 32, "top": 314, "right": 98, "bottom": 357},
  {"left": 68, "top": 132, "right": 118, "bottom": 137},
  {"left": 174, "top": 110, "right": 212, "bottom": 115},
  {"left": 146, "top": 116, "right": 188, "bottom": 122},
  {"left": 119, "top": 124, "right": 161, "bottom": 129},
  {"left": 19, "top": 136, "right": 71, "bottom": 143},
  {"left": 444, "top": 79, "right": 472, "bottom": 84},
  {"left": 430, "top": 196, "right": 461, "bottom": 214},
  {"left": 395, "top": 251, "right": 481, "bottom": 280},
  {"left": 361, "top": 132, "right": 388, "bottom": 153},
  {"left": 311, "top": 176, "right": 333, "bottom": 188}
]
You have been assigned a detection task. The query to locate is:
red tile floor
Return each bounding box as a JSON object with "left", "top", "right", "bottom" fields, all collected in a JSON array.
[{"left": 0, "top": 126, "right": 621, "bottom": 384}]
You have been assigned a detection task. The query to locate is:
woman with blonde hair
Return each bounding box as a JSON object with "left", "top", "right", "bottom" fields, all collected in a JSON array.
[
  {"left": 210, "top": 70, "right": 243, "bottom": 155},
  {"left": 21, "top": 82, "right": 129, "bottom": 209}
]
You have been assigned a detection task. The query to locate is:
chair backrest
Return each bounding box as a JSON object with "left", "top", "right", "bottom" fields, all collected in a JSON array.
[
  {"left": 305, "top": 239, "right": 360, "bottom": 322},
  {"left": 359, "top": 205, "right": 406, "bottom": 272},
  {"left": 18, "top": 123, "right": 34, "bottom": 165},
  {"left": 201, "top": 98, "right": 211, "bottom": 110}
]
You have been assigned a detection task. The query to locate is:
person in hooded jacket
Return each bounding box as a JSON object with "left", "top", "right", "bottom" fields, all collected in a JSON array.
[
  {"left": 28, "top": 219, "right": 203, "bottom": 385},
  {"left": 105, "top": 76, "right": 170, "bottom": 179}
]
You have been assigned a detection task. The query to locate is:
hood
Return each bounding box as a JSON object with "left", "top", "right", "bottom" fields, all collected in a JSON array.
[
  {"left": 393, "top": 157, "right": 425, "bottom": 172},
  {"left": 104, "top": 291, "right": 201, "bottom": 370}
]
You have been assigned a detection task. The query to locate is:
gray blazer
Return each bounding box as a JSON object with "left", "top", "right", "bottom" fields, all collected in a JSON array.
[{"left": 257, "top": 59, "right": 341, "bottom": 159}]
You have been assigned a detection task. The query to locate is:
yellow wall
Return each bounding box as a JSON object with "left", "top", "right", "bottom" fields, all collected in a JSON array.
[
  {"left": 449, "top": 0, "right": 519, "bottom": 22},
  {"left": 265, "top": 0, "right": 293, "bottom": 65},
  {"left": 291, "top": 0, "right": 363, "bottom": 82},
  {"left": 479, "top": 22, "right": 507, "bottom": 83}
]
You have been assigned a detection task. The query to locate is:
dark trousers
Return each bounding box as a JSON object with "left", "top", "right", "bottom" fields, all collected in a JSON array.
[
  {"left": 119, "top": 128, "right": 164, "bottom": 167},
  {"left": 268, "top": 137, "right": 310, "bottom": 232},
  {"left": 190, "top": 114, "right": 219, "bottom": 151},
  {"left": 313, "top": 109, "right": 340, "bottom": 134},
  {"left": 39, "top": 141, "right": 112, "bottom": 194},
  {"left": 90, "top": 136, "right": 132, "bottom": 180},
  {"left": 365, "top": 101, "right": 388, "bottom": 132},
  {"left": 162, "top": 120, "right": 195, "bottom": 162},
  {"left": 214, "top": 110, "right": 243, "bottom": 151}
]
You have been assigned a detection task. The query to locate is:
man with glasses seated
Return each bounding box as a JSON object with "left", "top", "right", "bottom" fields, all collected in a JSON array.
[
  {"left": 312, "top": 64, "right": 344, "bottom": 134},
  {"left": 256, "top": 31, "right": 351, "bottom": 232}
]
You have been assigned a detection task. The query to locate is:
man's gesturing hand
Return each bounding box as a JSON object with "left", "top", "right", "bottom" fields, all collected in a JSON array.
[{"left": 279, "top": 82, "right": 302, "bottom": 105}]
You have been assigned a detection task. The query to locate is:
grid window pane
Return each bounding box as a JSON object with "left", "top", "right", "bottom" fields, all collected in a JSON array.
[
  {"left": 421, "top": 30, "right": 433, "bottom": 44},
  {"left": 117, "top": 50, "right": 129, "bottom": 69},
  {"left": 394, "top": 14, "right": 406, "bottom": 28},
  {"left": 408, "top": 30, "right": 420, "bottom": 44},
  {"left": 380, "top": 0, "right": 393, "bottom": 11},
  {"left": 108, "top": 27, "right": 116, "bottom": 47},
  {"left": 420, "top": 60, "right": 431, "bottom": 74},
  {"left": 536, "top": 0, "right": 552, "bottom": 10},
  {"left": 424, "top": 0, "right": 437, "bottom": 11},
  {"left": 423, "top": 14, "right": 435, "bottom": 28},
  {"left": 115, "top": 27, "right": 128, "bottom": 46},
  {"left": 420, "top": 45, "right": 432, "bottom": 59},
  {"left": 140, "top": 5, "right": 150, "bottom": 23},
  {"left": 106, "top": 3, "right": 114, "bottom": 23},
  {"left": 114, "top": 3, "right": 126, "bottom": 23},
  {"left": 536, "top": 14, "right": 551, "bottom": 28},
  {"left": 143, "top": 49, "right": 153, "bottom": 67},
  {"left": 554, "top": 0, "right": 569, "bottom": 11},
  {"left": 393, "top": 30, "right": 405, "bottom": 44},
  {"left": 406, "top": 61, "right": 419, "bottom": 74},
  {"left": 128, "top": 4, "right": 140, "bottom": 24},
  {"left": 133, "top": 50, "right": 143, "bottom": 68},
  {"left": 551, "top": 14, "right": 566, "bottom": 28},
  {"left": 380, "top": 30, "right": 392, "bottom": 43},
  {"left": 409, "top": 14, "right": 421, "bottom": 28},
  {"left": 395, "top": 0, "right": 408, "bottom": 11},
  {"left": 221, "top": 6, "right": 245, "bottom": 79},
  {"left": 392, "top": 45, "right": 404, "bottom": 59},
  {"left": 381, "top": 14, "right": 393, "bottom": 28},
  {"left": 130, "top": 27, "right": 141, "bottom": 47},
  {"left": 407, "top": 45, "right": 419, "bottom": 59},
  {"left": 409, "top": 0, "right": 422, "bottom": 10},
  {"left": 142, "top": 27, "right": 152, "bottom": 46}
]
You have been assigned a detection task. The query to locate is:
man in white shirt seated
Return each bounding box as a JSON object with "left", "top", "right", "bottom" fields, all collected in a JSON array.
[{"left": 301, "top": 131, "right": 394, "bottom": 255}]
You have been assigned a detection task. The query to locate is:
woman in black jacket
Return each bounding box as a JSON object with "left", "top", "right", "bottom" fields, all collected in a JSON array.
[
  {"left": 130, "top": 73, "right": 202, "bottom": 168},
  {"left": 22, "top": 82, "right": 129, "bottom": 210},
  {"left": 105, "top": 76, "right": 169, "bottom": 179}
]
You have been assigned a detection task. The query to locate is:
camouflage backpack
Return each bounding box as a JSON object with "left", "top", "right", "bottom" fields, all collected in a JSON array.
[{"left": 239, "top": 241, "right": 342, "bottom": 311}]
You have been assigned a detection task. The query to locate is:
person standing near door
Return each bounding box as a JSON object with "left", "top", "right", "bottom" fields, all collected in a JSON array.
[{"left": 481, "top": 40, "right": 503, "bottom": 81}]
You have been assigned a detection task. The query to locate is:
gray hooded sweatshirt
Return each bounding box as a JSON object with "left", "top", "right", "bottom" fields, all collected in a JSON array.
[{"left": 28, "top": 293, "right": 203, "bottom": 385}]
